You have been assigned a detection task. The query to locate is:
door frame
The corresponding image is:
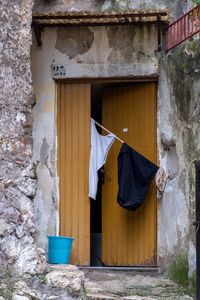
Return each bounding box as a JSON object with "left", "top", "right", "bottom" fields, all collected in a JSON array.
[
  {"left": 56, "top": 77, "right": 159, "bottom": 266},
  {"left": 55, "top": 76, "right": 158, "bottom": 84}
]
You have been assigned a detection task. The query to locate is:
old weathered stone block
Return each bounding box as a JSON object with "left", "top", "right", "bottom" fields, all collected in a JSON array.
[{"left": 46, "top": 265, "right": 84, "bottom": 293}]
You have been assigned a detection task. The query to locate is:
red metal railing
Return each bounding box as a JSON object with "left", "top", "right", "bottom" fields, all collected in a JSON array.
[{"left": 167, "top": 5, "right": 200, "bottom": 51}]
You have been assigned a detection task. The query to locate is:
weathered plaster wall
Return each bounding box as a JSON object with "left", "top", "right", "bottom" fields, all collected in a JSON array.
[
  {"left": 52, "top": 24, "right": 158, "bottom": 78},
  {"left": 33, "top": 0, "right": 193, "bottom": 20},
  {"left": 158, "top": 37, "right": 200, "bottom": 273},
  {"left": 32, "top": 1, "right": 200, "bottom": 273},
  {"left": 0, "top": 0, "right": 46, "bottom": 275},
  {"left": 31, "top": 24, "right": 158, "bottom": 250},
  {"left": 31, "top": 31, "right": 58, "bottom": 250}
]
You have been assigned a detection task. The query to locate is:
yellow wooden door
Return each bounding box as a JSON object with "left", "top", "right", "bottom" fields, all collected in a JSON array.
[
  {"left": 102, "top": 82, "right": 157, "bottom": 266},
  {"left": 57, "top": 82, "right": 91, "bottom": 266}
]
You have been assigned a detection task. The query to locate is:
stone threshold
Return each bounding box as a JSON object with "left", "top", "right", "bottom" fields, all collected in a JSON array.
[
  {"left": 79, "top": 266, "right": 159, "bottom": 272},
  {"left": 47, "top": 264, "right": 159, "bottom": 273}
]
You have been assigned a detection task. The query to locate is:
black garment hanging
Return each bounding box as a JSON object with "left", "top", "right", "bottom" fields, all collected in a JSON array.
[{"left": 117, "top": 143, "right": 159, "bottom": 211}]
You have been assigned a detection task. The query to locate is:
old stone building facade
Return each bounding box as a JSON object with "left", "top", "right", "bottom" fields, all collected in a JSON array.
[{"left": 0, "top": 0, "right": 200, "bottom": 299}]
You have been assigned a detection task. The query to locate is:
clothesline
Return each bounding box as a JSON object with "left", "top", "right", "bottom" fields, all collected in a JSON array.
[
  {"left": 93, "top": 119, "right": 124, "bottom": 144},
  {"left": 90, "top": 118, "right": 161, "bottom": 205}
]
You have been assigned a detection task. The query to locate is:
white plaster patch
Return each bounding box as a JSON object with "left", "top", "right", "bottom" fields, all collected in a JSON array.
[
  {"left": 188, "top": 241, "right": 196, "bottom": 278},
  {"left": 16, "top": 112, "right": 26, "bottom": 123},
  {"left": 34, "top": 164, "right": 56, "bottom": 250},
  {"left": 157, "top": 68, "right": 174, "bottom": 144},
  {"left": 158, "top": 178, "right": 189, "bottom": 256},
  {"left": 32, "top": 95, "right": 55, "bottom": 162}
]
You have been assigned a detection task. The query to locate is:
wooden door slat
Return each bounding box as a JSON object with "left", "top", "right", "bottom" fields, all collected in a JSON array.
[
  {"left": 57, "top": 82, "right": 91, "bottom": 266},
  {"left": 102, "top": 82, "right": 157, "bottom": 266}
]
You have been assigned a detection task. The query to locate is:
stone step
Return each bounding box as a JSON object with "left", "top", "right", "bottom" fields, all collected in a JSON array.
[
  {"left": 122, "top": 297, "right": 157, "bottom": 300},
  {"left": 83, "top": 270, "right": 193, "bottom": 300},
  {"left": 86, "top": 294, "right": 157, "bottom": 300},
  {"left": 80, "top": 267, "right": 159, "bottom": 272},
  {"left": 86, "top": 294, "right": 117, "bottom": 300},
  {"left": 81, "top": 267, "right": 159, "bottom": 277}
]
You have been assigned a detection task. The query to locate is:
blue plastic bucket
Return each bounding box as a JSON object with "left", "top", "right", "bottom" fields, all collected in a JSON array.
[{"left": 48, "top": 236, "right": 74, "bottom": 264}]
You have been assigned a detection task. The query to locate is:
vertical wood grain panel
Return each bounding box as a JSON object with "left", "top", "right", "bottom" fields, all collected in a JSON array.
[
  {"left": 102, "top": 82, "right": 157, "bottom": 266},
  {"left": 57, "top": 82, "right": 91, "bottom": 266}
]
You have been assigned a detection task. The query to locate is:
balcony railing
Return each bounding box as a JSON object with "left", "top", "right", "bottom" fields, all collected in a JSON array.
[{"left": 167, "top": 5, "right": 200, "bottom": 51}]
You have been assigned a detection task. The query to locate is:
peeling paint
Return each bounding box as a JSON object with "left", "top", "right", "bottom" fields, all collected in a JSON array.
[
  {"left": 31, "top": 24, "right": 158, "bottom": 252},
  {"left": 55, "top": 27, "right": 94, "bottom": 59},
  {"left": 31, "top": 3, "right": 199, "bottom": 275},
  {"left": 40, "top": 137, "right": 49, "bottom": 165},
  {"left": 158, "top": 37, "right": 200, "bottom": 271},
  {"left": 107, "top": 26, "right": 135, "bottom": 63}
]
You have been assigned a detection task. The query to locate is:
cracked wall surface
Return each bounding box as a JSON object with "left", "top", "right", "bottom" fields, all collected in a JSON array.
[
  {"left": 31, "top": 24, "right": 158, "bottom": 251},
  {"left": 31, "top": 12, "right": 200, "bottom": 271},
  {"left": 2, "top": 0, "right": 198, "bottom": 286},
  {"left": 0, "top": 0, "right": 45, "bottom": 274},
  {"left": 55, "top": 27, "right": 95, "bottom": 59},
  {"left": 0, "top": 0, "right": 195, "bottom": 281},
  {"left": 158, "top": 37, "right": 200, "bottom": 272}
]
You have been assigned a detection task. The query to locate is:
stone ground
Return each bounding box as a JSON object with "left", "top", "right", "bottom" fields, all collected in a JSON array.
[
  {"left": 0, "top": 265, "right": 194, "bottom": 299},
  {"left": 82, "top": 269, "right": 193, "bottom": 300}
]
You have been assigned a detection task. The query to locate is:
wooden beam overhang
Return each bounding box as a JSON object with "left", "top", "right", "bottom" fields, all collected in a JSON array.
[{"left": 32, "top": 10, "right": 169, "bottom": 48}]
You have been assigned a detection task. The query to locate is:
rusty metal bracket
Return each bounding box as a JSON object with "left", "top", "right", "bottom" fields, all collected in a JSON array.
[{"left": 33, "top": 23, "right": 43, "bottom": 47}]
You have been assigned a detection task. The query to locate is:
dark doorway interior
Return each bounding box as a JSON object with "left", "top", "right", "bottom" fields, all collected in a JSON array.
[{"left": 90, "top": 84, "right": 103, "bottom": 266}]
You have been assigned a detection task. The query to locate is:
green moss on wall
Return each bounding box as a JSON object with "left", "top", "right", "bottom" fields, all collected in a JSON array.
[
  {"left": 168, "top": 252, "right": 189, "bottom": 289},
  {"left": 166, "top": 40, "right": 200, "bottom": 123},
  {"left": 168, "top": 252, "right": 196, "bottom": 297}
]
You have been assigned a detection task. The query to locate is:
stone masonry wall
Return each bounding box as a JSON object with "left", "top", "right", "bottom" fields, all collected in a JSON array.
[{"left": 0, "top": 0, "right": 45, "bottom": 275}]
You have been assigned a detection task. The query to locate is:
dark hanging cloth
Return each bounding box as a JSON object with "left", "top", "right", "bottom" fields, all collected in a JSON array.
[{"left": 117, "top": 143, "right": 159, "bottom": 211}]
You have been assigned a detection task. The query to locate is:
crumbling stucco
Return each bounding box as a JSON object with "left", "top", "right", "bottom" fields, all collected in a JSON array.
[
  {"left": 107, "top": 26, "right": 135, "bottom": 63},
  {"left": 31, "top": 0, "right": 200, "bottom": 277},
  {"left": 31, "top": 20, "right": 200, "bottom": 272},
  {"left": 31, "top": 24, "right": 158, "bottom": 252},
  {"left": 56, "top": 27, "right": 94, "bottom": 59},
  {"left": 158, "top": 37, "right": 200, "bottom": 271},
  {"left": 31, "top": 60, "right": 58, "bottom": 249},
  {"left": 0, "top": 0, "right": 45, "bottom": 275},
  {"left": 2, "top": 0, "right": 199, "bottom": 296},
  {"left": 54, "top": 25, "right": 157, "bottom": 78}
]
